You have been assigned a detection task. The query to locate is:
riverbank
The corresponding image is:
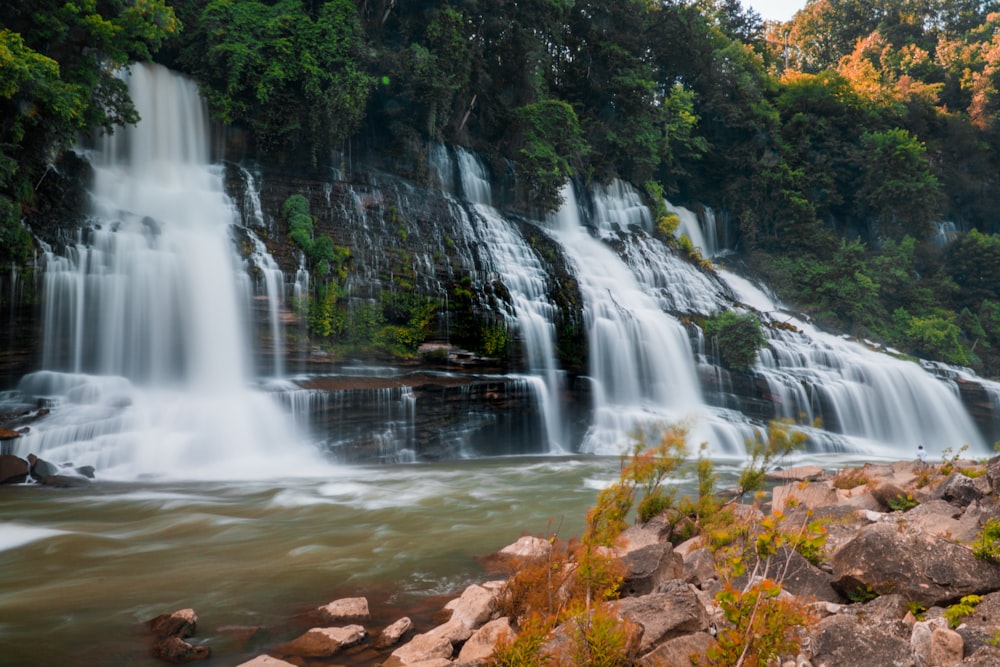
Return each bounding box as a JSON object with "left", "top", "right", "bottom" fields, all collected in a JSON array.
[{"left": 193, "top": 456, "right": 1000, "bottom": 667}]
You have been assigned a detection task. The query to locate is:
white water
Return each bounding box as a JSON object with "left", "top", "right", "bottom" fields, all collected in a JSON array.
[
  {"left": 9, "top": 63, "right": 328, "bottom": 479},
  {"left": 547, "top": 184, "right": 722, "bottom": 453},
  {"left": 453, "top": 149, "right": 567, "bottom": 452},
  {"left": 718, "top": 269, "right": 989, "bottom": 458}
]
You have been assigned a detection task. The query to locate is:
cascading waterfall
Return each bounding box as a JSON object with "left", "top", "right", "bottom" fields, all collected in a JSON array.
[
  {"left": 452, "top": 149, "right": 568, "bottom": 452},
  {"left": 665, "top": 200, "right": 726, "bottom": 258},
  {"left": 718, "top": 269, "right": 988, "bottom": 457},
  {"left": 547, "top": 183, "right": 724, "bottom": 454},
  {"left": 8, "top": 63, "right": 327, "bottom": 479}
]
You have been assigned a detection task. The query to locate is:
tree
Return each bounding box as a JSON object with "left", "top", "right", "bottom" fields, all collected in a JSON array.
[
  {"left": 0, "top": 0, "right": 178, "bottom": 262},
  {"left": 855, "top": 128, "right": 941, "bottom": 241},
  {"left": 185, "top": 0, "right": 371, "bottom": 160}
]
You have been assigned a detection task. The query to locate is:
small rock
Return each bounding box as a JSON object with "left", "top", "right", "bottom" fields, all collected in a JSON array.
[
  {"left": 151, "top": 635, "right": 211, "bottom": 663},
  {"left": 376, "top": 616, "right": 414, "bottom": 648},
  {"left": 317, "top": 596, "right": 370, "bottom": 623},
  {"left": 277, "top": 625, "right": 365, "bottom": 657},
  {"left": 928, "top": 626, "right": 963, "bottom": 666},
  {"left": 148, "top": 608, "right": 198, "bottom": 639}
]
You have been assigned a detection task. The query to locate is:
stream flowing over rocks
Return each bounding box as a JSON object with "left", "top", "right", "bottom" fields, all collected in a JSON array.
[{"left": 139, "top": 458, "right": 1000, "bottom": 667}]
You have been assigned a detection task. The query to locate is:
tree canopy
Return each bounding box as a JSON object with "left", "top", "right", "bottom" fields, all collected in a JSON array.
[{"left": 7, "top": 0, "right": 1000, "bottom": 373}]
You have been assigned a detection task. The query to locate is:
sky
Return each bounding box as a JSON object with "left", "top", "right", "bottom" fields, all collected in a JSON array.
[{"left": 747, "top": 0, "right": 807, "bottom": 22}]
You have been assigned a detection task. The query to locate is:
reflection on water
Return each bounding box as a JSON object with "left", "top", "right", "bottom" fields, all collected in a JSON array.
[{"left": 0, "top": 453, "right": 885, "bottom": 666}]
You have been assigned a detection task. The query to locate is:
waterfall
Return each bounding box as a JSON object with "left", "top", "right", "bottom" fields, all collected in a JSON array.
[
  {"left": 667, "top": 201, "right": 720, "bottom": 258},
  {"left": 8, "top": 63, "right": 327, "bottom": 479},
  {"left": 452, "top": 149, "right": 568, "bottom": 452},
  {"left": 718, "top": 269, "right": 989, "bottom": 457},
  {"left": 547, "top": 184, "right": 715, "bottom": 454}
]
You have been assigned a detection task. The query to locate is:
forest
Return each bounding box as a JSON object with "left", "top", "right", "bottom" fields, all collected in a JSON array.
[{"left": 5, "top": 0, "right": 1000, "bottom": 375}]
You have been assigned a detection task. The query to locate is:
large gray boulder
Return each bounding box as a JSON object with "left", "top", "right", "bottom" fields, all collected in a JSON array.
[
  {"left": 612, "top": 579, "right": 709, "bottom": 655},
  {"left": 831, "top": 521, "right": 1000, "bottom": 607},
  {"left": 275, "top": 625, "right": 365, "bottom": 658},
  {"left": 618, "top": 542, "right": 684, "bottom": 597},
  {"left": 810, "top": 611, "right": 914, "bottom": 667}
]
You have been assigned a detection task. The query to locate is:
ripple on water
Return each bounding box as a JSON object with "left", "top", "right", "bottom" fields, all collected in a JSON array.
[{"left": 0, "top": 523, "right": 70, "bottom": 552}]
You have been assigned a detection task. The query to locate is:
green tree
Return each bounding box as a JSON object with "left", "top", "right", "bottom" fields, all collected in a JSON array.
[
  {"left": 512, "top": 99, "right": 589, "bottom": 210},
  {"left": 855, "top": 128, "right": 941, "bottom": 241},
  {"left": 185, "top": 0, "right": 371, "bottom": 160},
  {"left": 0, "top": 0, "right": 178, "bottom": 263},
  {"left": 703, "top": 311, "right": 767, "bottom": 372}
]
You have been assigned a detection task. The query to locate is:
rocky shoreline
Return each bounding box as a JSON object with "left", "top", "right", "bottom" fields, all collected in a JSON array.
[{"left": 137, "top": 456, "right": 1000, "bottom": 667}]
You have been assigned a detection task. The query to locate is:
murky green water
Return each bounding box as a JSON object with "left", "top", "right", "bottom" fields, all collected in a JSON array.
[
  {"left": 0, "top": 452, "right": 875, "bottom": 666},
  {"left": 0, "top": 457, "right": 621, "bottom": 665}
]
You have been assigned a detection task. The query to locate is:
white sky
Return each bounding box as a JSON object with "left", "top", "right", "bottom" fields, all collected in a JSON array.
[{"left": 747, "top": 0, "right": 806, "bottom": 22}]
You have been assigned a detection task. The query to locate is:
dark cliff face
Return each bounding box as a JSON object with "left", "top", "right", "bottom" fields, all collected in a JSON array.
[{"left": 225, "top": 159, "right": 589, "bottom": 377}]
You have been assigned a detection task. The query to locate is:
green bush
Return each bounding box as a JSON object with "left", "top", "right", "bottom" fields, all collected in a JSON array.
[{"left": 703, "top": 311, "right": 766, "bottom": 372}]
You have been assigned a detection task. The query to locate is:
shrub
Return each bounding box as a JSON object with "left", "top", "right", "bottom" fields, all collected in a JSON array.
[
  {"left": 944, "top": 595, "right": 982, "bottom": 629},
  {"left": 708, "top": 579, "right": 816, "bottom": 667},
  {"left": 832, "top": 467, "right": 871, "bottom": 490},
  {"left": 973, "top": 518, "right": 1000, "bottom": 564},
  {"left": 703, "top": 310, "right": 767, "bottom": 372}
]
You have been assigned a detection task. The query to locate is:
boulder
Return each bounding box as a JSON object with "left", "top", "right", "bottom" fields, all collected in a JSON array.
[
  {"left": 151, "top": 635, "right": 211, "bottom": 663},
  {"left": 454, "top": 617, "right": 512, "bottom": 665},
  {"left": 737, "top": 546, "right": 842, "bottom": 603},
  {"left": 985, "top": 456, "right": 1000, "bottom": 497},
  {"left": 276, "top": 625, "right": 365, "bottom": 657},
  {"left": 27, "top": 453, "right": 60, "bottom": 480},
  {"left": 317, "top": 596, "right": 370, "bottom": 623},
  {"left": 682, "top": 547, "right": 717, "bottom": 587},
  {"left": 612, "top": 580, "right": 709, "bottom": 655},
  {"left": 0, "top": 454, "right": 28, "bottom": 484},
  {"left": 498, "top": 535, "right": 551, "bottom": 560},
  {"left": 772, "top": 481, "right": 838, "bottom": 513},
  {"left": 810, "top": 612, "right": 914, "bottom": 667},
  {"left": 637, "top": 630, "right": 716, "bottom": 667},
  {"left": 903, "top": 499, "right": 980, "bottom": 543},
  {"left": 831, "top": 521, "right": 1000, "bottom": 607},
  {"left": 427, "top": 584, "right": 496, "bottom": 643},
  {"left": 376, "top": 616, "right": 414, "bottom": 648},
  {"left": 148, "top": 609, "right": 198, "bottom": 639},
  {"left": 618, "top": 542, "right": 684, "bottom": 597},
  {"left": 616, "top": 514, "right": 672, "bottom": 553},
  {"left": 385, "top": 632, "right": 454, "bottom": 666},
  {"left": 934, "top": 473, "right": 983, "bottom": 508}
]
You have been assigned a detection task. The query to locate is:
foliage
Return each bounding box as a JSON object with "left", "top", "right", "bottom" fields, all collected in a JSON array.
[
  {"left": 0, "top": 0, "right": 178, "bottom": 263},
  {"left": 512, "top": 100, "right": 589, "bottom": 211},
  {"left": 703, "top": 310, "right": 766, "bottom": 372},
  {"left": 737, "top": 420, "right": 806, "bottom": 500},
  {"left": 887, "top": 493, "right": 919, "bottom": 511},
  {"left": 708, "top": 578, "right": 815, "bottom": 667},
  {"left": 487, "top": 613, "right": 551, "bottom": 667},
  {"left": 944, "top": 595, "right": 982, "bottom": 629},
  {"left": 832, "top": 467, "right": 871, "bottom": 490},
  {"left": 558, "top": 604, "right": 634, "bottom": 667},
  {"left": 973, "top": 518, "right": 1000, "bottom": 564},
  {"left": 182, "top": 0, "right": 371, "bottom": 160},
  {"left": 847, "top": 584, "right": 879, "bottom": 603}
]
